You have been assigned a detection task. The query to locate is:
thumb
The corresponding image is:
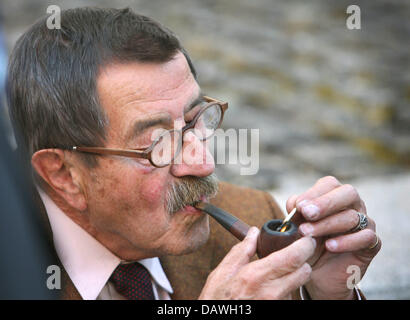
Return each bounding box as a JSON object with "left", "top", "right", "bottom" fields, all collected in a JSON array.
[{"left": 218, "top": 226, "right": 260, "bottom": 270}]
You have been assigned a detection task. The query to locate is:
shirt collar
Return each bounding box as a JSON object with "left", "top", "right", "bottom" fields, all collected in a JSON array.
[
  {"left": 37, "top": 187, "right": 173, "bottom": 299},
  {"left": 138, "top": 258, "right": 173, "bottom": 294}
]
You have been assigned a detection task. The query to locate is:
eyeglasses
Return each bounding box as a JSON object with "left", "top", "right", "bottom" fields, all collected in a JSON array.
[{"left": 70, "top": 96, "right": 228, "bottom": 167}]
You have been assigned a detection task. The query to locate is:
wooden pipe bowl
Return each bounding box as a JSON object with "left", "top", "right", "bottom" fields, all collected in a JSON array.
[{"left": 257, "top": 219, "right": 301, "bottom": 258}]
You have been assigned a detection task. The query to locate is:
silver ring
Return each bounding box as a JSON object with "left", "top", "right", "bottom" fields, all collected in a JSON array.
[{"left": 350, "top": 211, "right": 368, "bottom": 232}]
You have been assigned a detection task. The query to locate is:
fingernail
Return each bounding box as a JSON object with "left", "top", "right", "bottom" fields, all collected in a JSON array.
[
  {"left": 302, "top": 204, "right": 320, "bottom": 219},
  {"left": 296, "top": 199, "right": 308, "bottom": 209},
  {"left": 299, "top": 223, "right": 314, "bottom": 236},
  {"left": 311, "top": 237, "right": 317, "bottom": 248},
  {"left": 327, "top": 239, "right": 338, "bottom": 251}
]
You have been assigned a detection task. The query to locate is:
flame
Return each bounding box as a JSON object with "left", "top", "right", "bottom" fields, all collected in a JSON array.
[{"left": 280, "top": 224, "right": 288, "bottom": 232}]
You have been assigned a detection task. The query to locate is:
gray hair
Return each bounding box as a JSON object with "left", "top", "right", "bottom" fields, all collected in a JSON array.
[{"left": 7, "top": 7, "right": 196, "bottom": 167}]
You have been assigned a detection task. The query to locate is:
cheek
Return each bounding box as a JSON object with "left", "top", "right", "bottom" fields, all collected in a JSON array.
[
  {"left": 140, "top": 181, "right": 165, "bottom": 206},
  {"left": 84, "top": 159, "right": 171, "bottom": 236},
  {"left": 95, "top": 160, "right": 167, "bottom": 212}
]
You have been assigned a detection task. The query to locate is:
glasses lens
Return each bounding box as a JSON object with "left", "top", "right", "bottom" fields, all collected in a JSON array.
[
  {"left": 195, "top": 104, "right": 222, "bottom": 140},
  {"left": 151, "top": 130, "right": 182, "bottom": 167}
]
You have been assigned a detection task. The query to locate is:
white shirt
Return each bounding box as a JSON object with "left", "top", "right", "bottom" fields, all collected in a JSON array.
[{"left": 37, "top": 187, "right": 173, "bottom": 300}]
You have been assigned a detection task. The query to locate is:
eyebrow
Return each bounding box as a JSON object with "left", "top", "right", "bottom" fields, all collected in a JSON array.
[
  {"left": 130, "top": 115, "right": 172, "bottom": 138},
  {"left": 128, "top": 91, "right": 206, "bottom": 140},
  {"left": 184, "top": 91, "right": 206, "bottom": 113}
]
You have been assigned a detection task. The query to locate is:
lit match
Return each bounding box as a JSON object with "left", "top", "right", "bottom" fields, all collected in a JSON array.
[{"left": 276, "top": 207, "right": 297, "bottom": 232}]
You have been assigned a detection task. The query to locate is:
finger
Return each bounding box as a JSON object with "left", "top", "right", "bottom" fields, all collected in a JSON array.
[
  {"left": 359, "top": 198, "right": 368, "bottom": 215},
  {"left": 299, "top": 209, "right": 376, "bottom": 238},
  {"left": 285, "top": 194, "right": 306, "bottom": 227},
  {"left": 325, "top": 229, "right": 379, "bottom": 253},
  {"left": 299, "top": 209, "right": 362, "bottom": 237},
  {"left": 286, "top": 194, "right": 299, "bottom": 214},
  {"left": 366, "top": 216, "right": 376, "bottom": 231},
  {"left": 218, "top": 227, "right": 260, "bottom": 272},
  {"left": 255, "top": 236, "right": 316, "bottom": 278},
  {"left": 257, "top": 263, "right": 312, "bottom": 300},
  {"left": 298, "top": 184, "right": 362, "bottom": 222},
  {"left": 295, "top": 176, "right": 342, "bottom": 210}
]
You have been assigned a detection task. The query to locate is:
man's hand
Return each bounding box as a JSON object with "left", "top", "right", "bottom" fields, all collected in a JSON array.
[
  {"left": 286, "top": 176, "right": 381, "bottom": 300},
  {"left": 199, "top": 227, "right": 316, "bottom": 300}
]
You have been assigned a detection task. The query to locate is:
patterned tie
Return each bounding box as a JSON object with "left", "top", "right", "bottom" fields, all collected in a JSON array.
[{"left": 110, "top": 262, "right": 155, "bottom": 300}]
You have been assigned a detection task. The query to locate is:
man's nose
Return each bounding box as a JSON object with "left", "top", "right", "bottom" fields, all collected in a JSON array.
[{"left": 170, "top": 130, "right": 215, "bottom": 177}]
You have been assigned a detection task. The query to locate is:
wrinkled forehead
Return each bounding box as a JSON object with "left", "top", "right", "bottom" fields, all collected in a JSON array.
[
  {"left": 96, "top": 52, "right": 200, "bottom": 141},
  {"left": 98, "top": 52, "right": 195, "bottom": 102}
]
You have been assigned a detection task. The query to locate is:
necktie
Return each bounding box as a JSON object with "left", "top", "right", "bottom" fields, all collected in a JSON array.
[{"left": 110, "top": 262, "right": 155, "bottom": 300}]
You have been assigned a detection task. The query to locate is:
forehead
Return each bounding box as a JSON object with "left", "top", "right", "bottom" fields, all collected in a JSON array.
[{"left": 96, "top": 52, "right": 200, "bottom": 141}]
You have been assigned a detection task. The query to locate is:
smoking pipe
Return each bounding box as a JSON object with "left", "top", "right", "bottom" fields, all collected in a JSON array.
[{"left": 194, "top": 202, "right": 300, "bottom": 258}]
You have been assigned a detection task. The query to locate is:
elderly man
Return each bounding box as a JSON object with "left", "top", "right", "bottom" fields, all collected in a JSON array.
[{"left": 7, "top": 7, "right": 380, "bottom": 300}]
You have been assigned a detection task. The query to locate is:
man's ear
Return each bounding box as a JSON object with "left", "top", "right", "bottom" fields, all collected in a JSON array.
[{"left": 31, "top": 149, "right": 87, "bottom": 211}]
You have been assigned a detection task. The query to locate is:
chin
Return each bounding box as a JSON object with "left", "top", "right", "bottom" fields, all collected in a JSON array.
[{"left": 169, "top": 214, "right": 210, "bottom": 256}]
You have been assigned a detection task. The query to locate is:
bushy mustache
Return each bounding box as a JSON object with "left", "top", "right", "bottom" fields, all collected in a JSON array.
[{"left": 165, "top": 173, "right": 219, "bottom": 214}]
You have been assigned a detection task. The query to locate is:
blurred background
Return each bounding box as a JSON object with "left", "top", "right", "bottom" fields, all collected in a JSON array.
[{"left": 0, "top": 0, "right": 409, "bottom": 299}]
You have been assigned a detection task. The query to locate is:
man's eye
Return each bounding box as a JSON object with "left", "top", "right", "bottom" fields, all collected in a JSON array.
[
  {"left": 185, "top": 104, "right": 204, "bottom": 123},
  {"left": 135, "top": 158, "right": 151, "bottom": 166},
  {"left": 134, "top": 128, "right": 167, "bottom": 148}
]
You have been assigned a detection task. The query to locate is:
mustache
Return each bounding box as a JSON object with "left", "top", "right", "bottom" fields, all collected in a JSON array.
[{"left": 165, "top": 173, "right": 219, "bottom": 214}]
